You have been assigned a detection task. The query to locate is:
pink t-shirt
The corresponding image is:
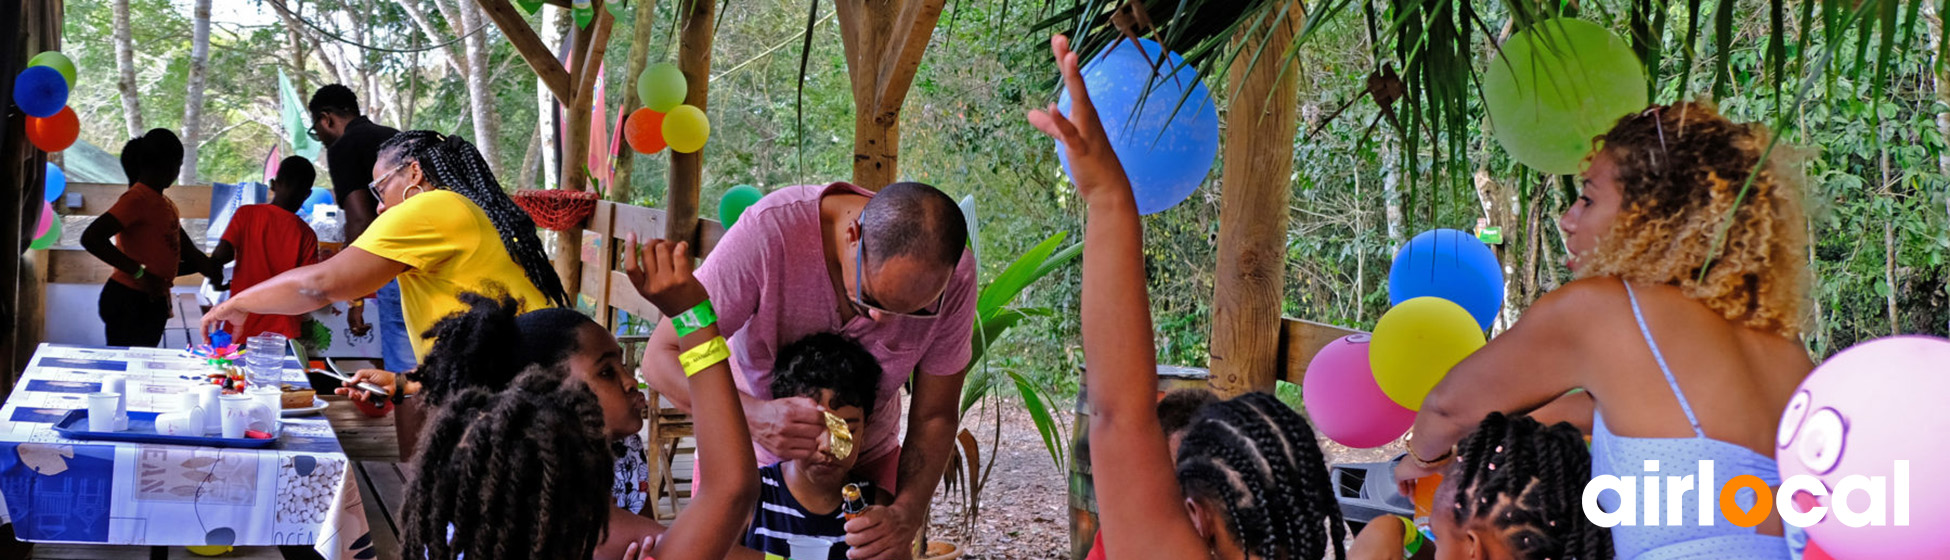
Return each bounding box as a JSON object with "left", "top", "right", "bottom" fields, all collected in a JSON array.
[{"left": 698, "top": 182, "right": 977, "bottom": 467}]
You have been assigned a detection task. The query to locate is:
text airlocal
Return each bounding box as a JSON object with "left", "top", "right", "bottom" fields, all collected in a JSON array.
[{"left": 1581, "top": 460, "right": 1911, "bottom": 528}]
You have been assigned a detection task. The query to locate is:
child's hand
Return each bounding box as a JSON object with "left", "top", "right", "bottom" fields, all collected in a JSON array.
[
  {"left": 623, "top": 235, "right": 709, "bottom": 319},
  {"left": 1027, "top": 34, "right": 1135, "bottom": 206},
  {"left": 621, "top": 535, "right": 658, "bottom": 560}
]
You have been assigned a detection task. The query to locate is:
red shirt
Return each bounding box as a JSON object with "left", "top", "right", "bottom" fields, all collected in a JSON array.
[
  {"left": 104, "top": 183, "right": 182, "bottom": 294},
  {"left": 220, "top": 204, "right": 319, "bottom": 339}
]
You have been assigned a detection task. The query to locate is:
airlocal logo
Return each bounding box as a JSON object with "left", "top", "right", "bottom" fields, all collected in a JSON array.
[{"left": 1581, "top": 460, "right": 1911, "bottom": 528}]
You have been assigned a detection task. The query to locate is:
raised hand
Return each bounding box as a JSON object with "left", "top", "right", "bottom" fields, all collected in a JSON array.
[
  {"left": 623, "top": 235, "right": 709, "bottom": 319},
  {"left": 1026, "top": 34, "right": 1134, "bottom": 205}
]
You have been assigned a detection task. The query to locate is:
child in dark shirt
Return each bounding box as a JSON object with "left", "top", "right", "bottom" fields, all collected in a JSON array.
[{"left": 742, "top": 333, "right": 891, "bottom": 560}]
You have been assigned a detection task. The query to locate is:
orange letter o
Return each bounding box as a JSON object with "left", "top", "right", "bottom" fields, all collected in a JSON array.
[{"left": 1719, "top": 474, "right": 1774, "bottom": 528}]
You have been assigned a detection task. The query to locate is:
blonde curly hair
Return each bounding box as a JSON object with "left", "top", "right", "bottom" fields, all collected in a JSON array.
[{"left": 1575, "top": 100, "right": 1811, "bottom": 337}]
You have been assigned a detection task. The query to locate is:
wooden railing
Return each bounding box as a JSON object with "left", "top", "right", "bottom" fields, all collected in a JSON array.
[{"left": 576, "top": 200, "right": 728, "bottom": 330}]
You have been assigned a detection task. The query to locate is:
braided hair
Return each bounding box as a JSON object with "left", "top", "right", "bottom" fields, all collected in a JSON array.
[
  {"left": 378, "top": 131, "right": 570, "bottom": 308},
  {"left": 412, "top": 287, "right": 528, "bottom": 407},
  {"left": 400, "top": 366, "right": 614, "bottom": 560},
  {"left": 1175, "top": 391, "right": 1347, "bottom": 560},
  {"left": 1448, "top": 412, "right": 1611, "bottom": 560}
]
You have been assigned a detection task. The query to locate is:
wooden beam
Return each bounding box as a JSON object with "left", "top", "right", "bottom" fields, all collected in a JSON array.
[
  {"left": 664, "top": 0, "right": 716, "bottom": 245},
  {"left": 476, "top": 0, "right": 575, "bottom": 104},
  {"left": 872, "top": 0, "right": 945, "bottom": 110},
  {"left": 1276, "top": 318, "right": 1364, "bottom": 386},
  {"left": 610, "top": 0, "right": 661, "bottom": 203},
  {"left": 1207, "top": 3, "right": 1304, "bottom": 398},
  {"left": 836, "top": 0, "right": 943, "bottom": 190},
  {"left": 555, "top": 3, "right": 613, "bottom": 304}
]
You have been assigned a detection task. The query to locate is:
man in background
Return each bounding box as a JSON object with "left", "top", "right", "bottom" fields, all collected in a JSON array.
[
  {"left": 209, "top": 156, "right": 321, "bottom": 340},
  {"left": 308, "top": 84, "right": 408, "bottom": 370}
]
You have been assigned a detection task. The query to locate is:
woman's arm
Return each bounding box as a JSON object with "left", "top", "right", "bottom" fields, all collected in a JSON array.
[
  {"left": 1397, "top": 280, "right": 1598, "bottom": 484},
  {"left": 200, "top": 248, "right": 407, "bottom": 335},
  {"left": 1028, "top": 35, "right": 1207, "bottom": 560},
  {"left": 625, "top": 238, "right": 760, "bottom": 560}
]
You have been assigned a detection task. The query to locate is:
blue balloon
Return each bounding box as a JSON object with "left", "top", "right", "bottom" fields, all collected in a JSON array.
[
  {"left": 1388, "top": 229, "right": 1504, "bottom": 330},
  {"left": 1055, "top": 38, "right": 1219, "bottom": 216},
  {"left": 298, "top": 187, "right": 334, "bottom": 221},
  {"left": 44, "top": 162, "right": 66, "bottom": 203},
  {"left": 13, "top": 66, "right": 68, "bottom": 118}
]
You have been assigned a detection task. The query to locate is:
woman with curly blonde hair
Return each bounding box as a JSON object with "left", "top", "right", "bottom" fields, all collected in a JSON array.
[{"left": 1394, "top": 100, "right": 1812, "bottom": 560}]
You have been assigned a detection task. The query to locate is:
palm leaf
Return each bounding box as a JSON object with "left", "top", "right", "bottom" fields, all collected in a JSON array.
[
  {"left": 1711, "top": 0, "right": 1734, "bottom": 98},
  {"left": 1680, "top": 0, "right": 1704, "bottom": 100},
  {"left": 1008, "top": 370, "right": 1069, "bottom": 472},
  {"left": 1769, "top": 0, "right": 1785, "bottom": 104}
]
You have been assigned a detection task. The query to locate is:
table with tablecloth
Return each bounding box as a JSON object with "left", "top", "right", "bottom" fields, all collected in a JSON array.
[{"left": 0, "top": 343, "right": 375, "bottom": 558}]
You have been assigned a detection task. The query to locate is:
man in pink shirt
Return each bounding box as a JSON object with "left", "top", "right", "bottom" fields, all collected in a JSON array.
[{"left": 640, "top": 182, "right": 975, "bottom": 560}]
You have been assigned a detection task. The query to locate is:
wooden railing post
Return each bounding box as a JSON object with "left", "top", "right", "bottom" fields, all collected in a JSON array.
[{"left": 665, "top": 0, "right": 716, "bottom": 245}]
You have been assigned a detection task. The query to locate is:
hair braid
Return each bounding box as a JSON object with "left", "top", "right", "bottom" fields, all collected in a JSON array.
[
  {"left": 399, "top": 367, "right": 613, "bottom": 560},
  {"left": 378, "top": 131, "right": 570, "bottom": 308},
  {"left": 1175, "top": 392, "right": 1346, "bottom": 559},
  {"left": 1448, "top": 412, "right": 1612, "bottom": 560}
]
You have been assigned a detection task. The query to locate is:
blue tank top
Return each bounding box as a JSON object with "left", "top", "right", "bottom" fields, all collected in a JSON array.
[{"left": 1589, "top": 282, "right": 1791, "bottom": 560}]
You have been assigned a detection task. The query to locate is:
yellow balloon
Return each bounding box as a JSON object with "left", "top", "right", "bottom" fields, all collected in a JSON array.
[
  {"left": 1370, "top": 297, "right": 1485, "bottom": 410},
  {"left": 662, "top": 104, "right": 710, "bottom": 153},
  {"left": 186, "top": 545, "right": 233, "bottom": 556}
]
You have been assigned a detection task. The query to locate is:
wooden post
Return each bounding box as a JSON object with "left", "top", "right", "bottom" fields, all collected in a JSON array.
[
  {"left": 665, "top": 0, "right": 716, "bottom": 245},
  {"left": 1207, "top": 3, "right": 1303, "bottom": 398},
  {"left": 611, "top": 0, "right": 662, "bottom": 203},
  {"left": 3, "top": 0, "right": 60, "bottom": 393},
  {"left": 834, "top": 0, "right": 945, "bottom": 190},
  {"left": 554, "top": 6, "right": 613, "bottom": 298}
]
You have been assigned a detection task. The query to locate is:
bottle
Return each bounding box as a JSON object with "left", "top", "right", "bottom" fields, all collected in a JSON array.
[
  {"left": 309, "top": 204, "right": 345, "bottom": 261},
  {"left": 841, "top": 483, "right": 867, "bottom": 521}
]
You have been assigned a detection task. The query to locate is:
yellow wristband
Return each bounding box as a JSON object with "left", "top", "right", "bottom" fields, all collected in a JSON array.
[
  {"left": 764, "top": 554, "right": 785, "bottom": 560},
  {"left": 679, "top": 336, "right": 730, "bottom": 377}
]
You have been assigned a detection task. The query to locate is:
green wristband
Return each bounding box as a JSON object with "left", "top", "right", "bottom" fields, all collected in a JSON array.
[{"left": 672, "top": 300, "right": 718, "bottom": 337}]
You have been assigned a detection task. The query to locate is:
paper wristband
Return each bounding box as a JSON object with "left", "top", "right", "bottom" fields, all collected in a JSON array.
[
  {"left": 679, "top": 336, "right": 730, "bottom": 377},
  {"left": 672, "top": 301, "right": 718, "bottom": 338},
  {"left": 764, "top": 555, "right": 785, "bottom": 560},
  {"left": 1400, "top": 516, "right": 1425, "bottom": 556}
]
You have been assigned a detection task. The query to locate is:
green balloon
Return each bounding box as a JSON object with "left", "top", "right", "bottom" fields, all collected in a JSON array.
[
  {"left": 638, "top": 63, "right": 688, "bottom": 113},
  {"left": 29, "top": 51, "right": 76, "bottom": 87},
  {"left": 1483, "top": 19, "right": 1647, "bottom": 175},
  {"left": 29, "top": 214, "right": 61, "bottom": 250},
  {"left": 719, "top": 185, "right": 764, "bottom": 229}
]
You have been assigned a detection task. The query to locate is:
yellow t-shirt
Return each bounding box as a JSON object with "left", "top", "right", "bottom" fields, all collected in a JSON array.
[{"left": 352, "top": 190, "right": 549, "bottom": 359}]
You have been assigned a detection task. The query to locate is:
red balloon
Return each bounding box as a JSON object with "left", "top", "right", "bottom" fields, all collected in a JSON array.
[
  {"left": 625, "top": 108, "right": 667, "bottom": 154},
  {"left": 27, "top": 106, "right": 78, "bottom": 152}
]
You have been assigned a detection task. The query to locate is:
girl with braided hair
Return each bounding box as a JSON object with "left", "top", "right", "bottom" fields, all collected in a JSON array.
[
  {"left": 1030, "top": 34, "right": 1348, "bottom": 560},
  {"left": 1396, "top": 100, "right": 1812, "bottom": 560},
  {"left": 203, "top": 131, "right": 567, "bottom": 363},
  {"left": 1351, "top": 413, "right": 1610, "bottom": 560}
]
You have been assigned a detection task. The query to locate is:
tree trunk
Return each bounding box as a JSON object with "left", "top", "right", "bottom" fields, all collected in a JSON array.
[
  {"left": 282, "top": 0, "right": 308, "bottom": 94},
  {"left": 401, "top": 0, "right": 471, "bottom": 80},
  {"left": 112, "top": 0, "right": 145, "bottom": 137},
  {"left": 518, "top": 125, "right": 542, "bottom": 191},
  {"left": 460, "top": 1, "right": 503, "bottom": 176},
  {"left": 611, "top": 0, "right": 662, "bottom": 203},
  {"left": 540, "top": 5, "right": 567, "bottom": 190},
  {"left": 1887, "top": 218, "right": 1899, "bottom": 335},
  {"left": 1382, "top": 127, "right": 1405, "bottom": 251},
  {"left": 666, "top": 0, "right": 716, "bottom": 244},
  {"left": 179, "top": 0, "right": 213, "bottom": 183},
  {"left": 1209, "top": 1, "right": 1304, "bottom": 398}
]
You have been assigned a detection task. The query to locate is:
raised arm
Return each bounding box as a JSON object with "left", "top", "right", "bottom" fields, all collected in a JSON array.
[
  {"left": 1029, "top": 34, "right": 1206, "bottom": 560},
  {"left": 200, "top": 248, "right": 406, "bottom": 335},
  {"left": 624, "top": 238, "right": 760, "bottom": 560}
]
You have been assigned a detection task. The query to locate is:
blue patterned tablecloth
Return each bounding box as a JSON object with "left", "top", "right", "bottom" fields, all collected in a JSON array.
[{"left": 0, "top": 343, "right": 375, "bottom": 558}]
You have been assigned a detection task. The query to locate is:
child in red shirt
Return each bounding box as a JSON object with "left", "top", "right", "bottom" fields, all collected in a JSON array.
[{"left": 210, "top": 156, "right": 321, "bottom": 339}]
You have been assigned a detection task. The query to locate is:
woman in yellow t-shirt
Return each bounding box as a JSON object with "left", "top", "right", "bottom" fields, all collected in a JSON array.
[{"left": 203, "top": 131, "right": 568, "bottom": 360}]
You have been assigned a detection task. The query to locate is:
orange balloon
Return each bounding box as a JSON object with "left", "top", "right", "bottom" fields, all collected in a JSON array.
[
  {"left": 27, "top": 106, "right": 78, "bottom": 152},
  {"left": 625, "top": 108, "right": 666, "bottom": 154}
]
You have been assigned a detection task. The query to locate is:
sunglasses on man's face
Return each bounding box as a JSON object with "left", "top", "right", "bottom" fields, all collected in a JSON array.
[{"left": 852, "top": 233, "right": 946, "bottom": 319}]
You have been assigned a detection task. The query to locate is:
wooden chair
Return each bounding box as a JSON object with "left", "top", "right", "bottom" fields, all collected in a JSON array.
[{"left": 619, "top": 335, "right": 696, "bottom": 520}]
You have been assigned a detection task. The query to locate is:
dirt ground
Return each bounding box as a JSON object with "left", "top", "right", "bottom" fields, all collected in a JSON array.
[{"left": 925, "top": 398, "right": 1405, "bottom": 559}]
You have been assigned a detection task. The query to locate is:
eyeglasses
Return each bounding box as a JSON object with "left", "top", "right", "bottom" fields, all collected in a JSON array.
[
  {"left": 368, "top": 163, "right": 406, "bottom": 201},
  {"left": 852, "top": 224, "right": 946, "bottom": 319},
  {"left": 306, "top": 125, "right": 320, "bottom": 142}
]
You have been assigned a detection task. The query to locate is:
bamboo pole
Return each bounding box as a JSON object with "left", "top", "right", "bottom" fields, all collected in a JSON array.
[
  {"left": 611, "top": 0, "right": 661, "bottom": 203},
  {"left": 665, "top": 0, "right": 716, "bottom": 245},
  {"left": 1208, "top": 2, "right": 1304, "bottom": 397},
  {"left": 476, "top": 0, "right": 574, "bottom": 104},
  {"left": 554, "top": 4, "right": 613, "bottom": 302}
]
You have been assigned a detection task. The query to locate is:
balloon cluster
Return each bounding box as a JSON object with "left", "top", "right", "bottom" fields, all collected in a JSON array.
[
  {"left": 1305, "top": 229, "right": 1502, "bottom": 448},
  {"left": 1054, "top": 39, "right": 1219, "bottom": 216},
  {"left": 625, "top": 62, "right": 711, "bottom": 155},
  {"left": 16, "top": 51, "right": 80, "bottom": 250}
]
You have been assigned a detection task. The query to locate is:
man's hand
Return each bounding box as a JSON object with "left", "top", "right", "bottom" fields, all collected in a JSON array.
[
  {"left": 843, "top": 504, "right": 918, "bottom": 560},
  {"left": 623, "top": 235, "right": 709, "bottom": 319},
  {"left": 347, "top": 303, "right": 371, "bottom": 337},
  {"left": 749, "top": 396, "right": 827, "bottom": 461}
]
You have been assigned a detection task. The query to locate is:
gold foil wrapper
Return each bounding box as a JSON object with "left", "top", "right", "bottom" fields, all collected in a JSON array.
[{"left": 823, "top": 410, "right": 854, "bottom": 461}]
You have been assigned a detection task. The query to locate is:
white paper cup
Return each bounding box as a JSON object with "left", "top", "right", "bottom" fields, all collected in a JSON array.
[
  {"left": 179, "top": 392, "right": 206, "bottom": 434},
  {"left": 250, "top": 390, "right": 282, "bottom": 434},
  {"left": 786, "top": 536, "right": 831, "bottom": 560},
  {"left": 154, "top": 410, "right": 198, "bottom": 435},
  {"left": 87, "top": 392, "right": 121, "bottom": 432},
  {"left": 102, "top": 375, "right": 128, "bottom": 430},
  {"left": 219, "top": 394, "right": 252, "bottom": 438},
  {"left": 196, "top": 385, "right": 223, "bottom": 435}
]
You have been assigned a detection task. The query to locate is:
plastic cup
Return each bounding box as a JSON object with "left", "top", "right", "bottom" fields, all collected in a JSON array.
[
  {"left": 246, "top": 333, "right": 288, "bottom": 392},
  {"left": 219, "top": 394, "right": 252, "bottom": 438},
  {"left": 196, "top": 385, "right": 223, "bottom": 434},
  {"left": 102, "top": 375, "right": 128, "bottom": 430},
  {"left": 251, "top": 390, "right": 282, "bottom": 434},
  {"left": 88, "top": 392, "right": 121, "bottom": 432},
  {"left": 786, "top": 536, "right": 831, "bottom": 560}
]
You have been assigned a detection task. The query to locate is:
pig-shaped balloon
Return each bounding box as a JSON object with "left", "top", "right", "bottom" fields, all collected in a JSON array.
[{"left": 1776, "top": 336, "right": 1950, "bottom": 560}]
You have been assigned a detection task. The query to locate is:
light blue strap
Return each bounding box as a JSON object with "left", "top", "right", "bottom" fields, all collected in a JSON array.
[{"left": 1622, "top": 281, "right": 1705, "bottom": 437}]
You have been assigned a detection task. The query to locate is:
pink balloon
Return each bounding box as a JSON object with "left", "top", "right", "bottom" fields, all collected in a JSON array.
[
  {"left": 1776, "top": 336, "right": 1950, "bottom": 560},
  {"left": 1303, "top": 334, "right": 1415, "bottom": 448},
  {"left": 33, "top": 202, "right": 53, "bottom": 238}
]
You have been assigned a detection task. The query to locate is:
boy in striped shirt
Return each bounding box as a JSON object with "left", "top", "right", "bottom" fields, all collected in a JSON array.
[{"left": 742, "top": 333, "right": 890, "bottom": 559}]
